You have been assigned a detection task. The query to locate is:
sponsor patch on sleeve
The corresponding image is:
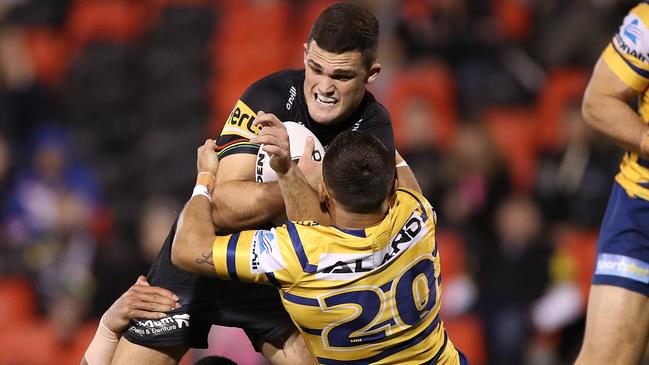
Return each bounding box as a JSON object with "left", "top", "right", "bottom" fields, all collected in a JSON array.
[
  {"left": 613, "top": 13, "right": 649, "bottom": 64},
  {"left": 595, "top": 253, "right": 649, "bottom": 283},
  {"left": 250, "top": 229, "right": 286, "bottom": 274},
  {"left": 220, "top": 100, "right": 261, "bottom": 139}
]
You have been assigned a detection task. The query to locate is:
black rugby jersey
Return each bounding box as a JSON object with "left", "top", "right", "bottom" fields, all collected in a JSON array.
[{"left": 216, "top": 69, "right": 395, "bottom": 158}]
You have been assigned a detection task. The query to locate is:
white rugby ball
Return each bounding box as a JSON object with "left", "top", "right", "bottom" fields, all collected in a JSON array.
[{"left": 255, "top": 121, "right": 325, "bottom": 183}]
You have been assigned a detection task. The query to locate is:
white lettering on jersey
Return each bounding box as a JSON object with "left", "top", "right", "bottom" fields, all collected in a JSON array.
[
  {"left": 315, "top": 212, "right": 429, "bottom": 281},
  {"left": 250, "top": 229, "right": 286, "bottom": 274},
  {"left": 614, "top": 13, "right": 649, "bottom": 63},
  {"left": 286, "top": 86, "right": 297, "bottom": 110}
]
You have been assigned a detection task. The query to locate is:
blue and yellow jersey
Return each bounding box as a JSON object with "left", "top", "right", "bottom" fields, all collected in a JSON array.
[
  {"left": 211, "top": 188, "right": 459, "bottom": 364},
  {"left": 602, "top": 2, "right": 649, "bottom": 200}
]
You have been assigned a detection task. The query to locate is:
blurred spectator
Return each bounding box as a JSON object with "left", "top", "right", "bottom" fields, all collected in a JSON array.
[
  {"left": 138, "top": 196, "right": 181, "bottom": 264},
  {"left": 399, "top": 97, "right": 446, "bottom": 202},
  {"left": 533, "top": 102, "right": 620, "bottom": 229},
  {"left": 474, "top": 193, "right": 551, "bottom": 365},
  {"left": 395, "top": 0, "right": 499, "bottom": 65},
  {"left": 2, "top": 125, "right": 99, "bottom": 342},
  {"left": 0, "top": 132, "right": 11, "bottom": 212},
  {"left": 92, "top": 195, "right": 180, "bottom": 317},
  {"left": 531, "top": 0, "right": 619, "bottom": 68},
  {"left": 441, "top": 122, "right": 511, "bottom": 232},
  {"left": 0, "top": 132, "right": 16, "bottom": 273}
]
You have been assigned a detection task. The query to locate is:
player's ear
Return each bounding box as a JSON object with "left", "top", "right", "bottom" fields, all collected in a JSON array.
[
  {"left": 366, "top": 62, "right": 381, "bottom": 84},
  {"left": 318, "top": 182, "right": 328, "bottom": 203},
  {"left": 303, "top": 42, "right": 309, "bottom": 64}
]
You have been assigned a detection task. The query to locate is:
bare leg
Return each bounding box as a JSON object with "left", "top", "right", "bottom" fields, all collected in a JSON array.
[
  {"left": 261, "top": 331, "right": 316, "bottom": 365},
  {"left": 575, "top": 285, "right": 649, "bottom": 365},
  {"left": 111, "top": 336, "right": 188, "bottom": 365}
]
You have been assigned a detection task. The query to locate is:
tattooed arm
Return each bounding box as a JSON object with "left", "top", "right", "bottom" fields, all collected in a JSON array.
[
  {"left": 170, "top": 184, "right": 220, "bottom": 276},
  {"left": 171, "top": 139, "right": 220, "bottom": 276}
]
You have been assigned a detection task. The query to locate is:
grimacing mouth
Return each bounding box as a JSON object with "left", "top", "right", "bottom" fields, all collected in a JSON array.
[{"left": 314, "top": 92, "right": 338, "bottom": 106}]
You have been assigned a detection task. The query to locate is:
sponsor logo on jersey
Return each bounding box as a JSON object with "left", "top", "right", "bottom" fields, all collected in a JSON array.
[
  {"left": 128, "top": 313, "right": 190, "bottom": 337},
  {"left": 595, "top": 253, "right": 649, "bottom": 283},
  {"left": 315, "top": 213, "right": 429, "bottom": 280},
  {"left": 624, "top": 18, "right": 641, "bottom": 45},
  {"left": 316, "top": 253, "right": 375, "bottom": 280},
  {"left": 378, "top": 214, "right": 427, "bottom": 265},
  {"left": 615, "top": 15, "right": 649, "bottom": 62},
  {"left": 286, "top": 86, "right": 297, "bottom": 110},
  {"left": 221, "top": 100, "right": 261, "bottom": 139},
  {"left": 250, "top": 230, "right": 285, "bottom": 274},
  {"left": 352, "top": 118, "right": 363, "bottom": 131},
  {"left": 256, "top": 152, "right": 266, "bottom": 183}
]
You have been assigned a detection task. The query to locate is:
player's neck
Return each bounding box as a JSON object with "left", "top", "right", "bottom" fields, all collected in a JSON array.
[{"left": 332, "top": 201, "right": 389, "bottom": 229}]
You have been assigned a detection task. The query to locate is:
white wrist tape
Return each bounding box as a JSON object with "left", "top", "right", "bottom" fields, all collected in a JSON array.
[
  {"left": 83, "top": 314, "right": 119, "bottom": 365},
  {"left": 396, "top": 161, "right": 409, "bottom": 168},
  {"left": 192, "top": 184, "right": 211, "bottom": 201}
]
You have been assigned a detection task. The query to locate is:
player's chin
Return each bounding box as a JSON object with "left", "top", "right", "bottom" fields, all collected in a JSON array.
[{"left": 310, "top": 106, "right": 342, "bottom": 125}]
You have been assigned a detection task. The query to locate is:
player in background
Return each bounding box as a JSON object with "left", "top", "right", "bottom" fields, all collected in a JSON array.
[
  {"left": 170, "top": 123, "right": 466, "bottom": 364},
  {"left": 112, "top": 3, "right": 395, "bottom": 365},
  {"left": 578, "top": 2, "right": 649, "bottom": 364}
]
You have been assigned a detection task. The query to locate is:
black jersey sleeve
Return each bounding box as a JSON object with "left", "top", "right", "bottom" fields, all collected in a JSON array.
[
  {"left": 215, "top": 72, "right": 291, "bottom": 159},
  {"left": 357, "top": 102, "right": 395, "bottom": 156}
]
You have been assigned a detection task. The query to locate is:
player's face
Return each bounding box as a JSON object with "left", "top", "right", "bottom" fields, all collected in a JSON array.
[{"left": 303, "top": 41, "right": 380, "bottom": 125}]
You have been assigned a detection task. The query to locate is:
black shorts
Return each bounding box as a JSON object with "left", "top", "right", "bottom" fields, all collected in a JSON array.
[{"left": 123, "top": 219, "right": 296, "bottom": 350}]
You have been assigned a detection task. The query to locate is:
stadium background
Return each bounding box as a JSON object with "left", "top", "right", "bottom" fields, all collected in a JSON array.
[{"left": 0, "top": 0, "right": 641, "bottom": 364}]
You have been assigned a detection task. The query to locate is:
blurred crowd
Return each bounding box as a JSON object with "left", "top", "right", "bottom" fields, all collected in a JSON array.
[{"left": 0, "top": 0, "right": 639, "bottom": 364}]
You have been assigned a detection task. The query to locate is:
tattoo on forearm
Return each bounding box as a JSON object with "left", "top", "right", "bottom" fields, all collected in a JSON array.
[{"left": 196, "top": 252, "right": 214, "bottom": 266}]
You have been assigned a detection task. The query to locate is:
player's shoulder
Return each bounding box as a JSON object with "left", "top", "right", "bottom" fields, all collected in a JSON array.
[
  {"left": 396, "top": 188, "right": 436, "bottom": 221},
  {"left": 614, "top": 3, "right": 649, "bottom": 57},
  {"left": 396, "top": 187, "right": 425, "bottom": 205},
  {"left": 243, "top": 69, "right": 301, "bottom": 101},
  {"left": 234, "top": 69, "right": 304, "bottom": 117},
  {"left": 357, "top": 91, "right": 391, "bottom": 127},
  {"left": 627, "top": 1, "right": 649, "bottom": 17}
]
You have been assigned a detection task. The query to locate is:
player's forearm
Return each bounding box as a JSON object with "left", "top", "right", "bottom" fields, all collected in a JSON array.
[
  {"left": 172, "top": 195, "right": 217, "bottom": 275},
  {"left": 395, "top": 152, "right": 422, "bottom": 194},
  {"left": 277, "top": 166, "right": 331, "bottom": 225},
  {"left": 583, "top": 58, "right": 649, "bottom": 157},
  {"left": 582, "top": 93, "right": 649, "bottom": 156},
  {"left": 211, "top": 180, "right": 285, "bottom": 231}
]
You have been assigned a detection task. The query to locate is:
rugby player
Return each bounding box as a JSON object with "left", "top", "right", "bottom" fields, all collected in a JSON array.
[
  {"left": 577, "top": 2, "right": 649, "bottom": 364},
  {"left": 171, "top": 126, "right": 466, "bottom": 364},
  {"left": 111, "top": 3, "right": 395, "bottom": 364}
]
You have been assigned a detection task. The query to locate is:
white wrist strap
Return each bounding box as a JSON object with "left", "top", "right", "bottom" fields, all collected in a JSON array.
[
  {"left": 396, "top": 160, "right": 409, "bottom": 168},
  {"left": 192, "top": 184, "right": 211, "bottom": 201}
]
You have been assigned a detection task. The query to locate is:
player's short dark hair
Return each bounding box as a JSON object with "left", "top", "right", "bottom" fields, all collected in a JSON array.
[
  {"left": 323, "top": 131, "right": 395, "bottom": 214},
  {"left": 307, "top": 2, "right": 379, "bottom": 70},
  {"left": 193, "top": 356, "right": 238, "bottom": 365}
]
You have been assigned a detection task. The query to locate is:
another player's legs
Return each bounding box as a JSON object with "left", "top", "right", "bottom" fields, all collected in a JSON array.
[
  {"left": 575, "top": 285, "right": 649, "bottom": 365},
  {"left": 260, "top": 332, "right": 316, "bottom": 365},
  {"left": 111, "top": 337, "right": 187, "bottom": 365}
]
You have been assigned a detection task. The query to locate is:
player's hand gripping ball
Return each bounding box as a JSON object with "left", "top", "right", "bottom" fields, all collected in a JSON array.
[{"left": 255, "top": 121, "right": 325, "bottom": 183}]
